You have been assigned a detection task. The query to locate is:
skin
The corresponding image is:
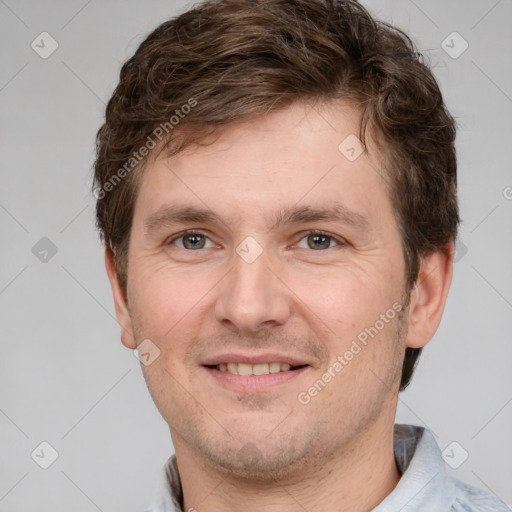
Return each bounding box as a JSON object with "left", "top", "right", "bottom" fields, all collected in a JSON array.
[{"left": 106, "top": 99, "right": 453, "bottom": 511}]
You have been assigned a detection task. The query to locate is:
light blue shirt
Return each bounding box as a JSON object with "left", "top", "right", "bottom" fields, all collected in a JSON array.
[{"left": 145, "top": 424, "right": 510, "bottom": 511}]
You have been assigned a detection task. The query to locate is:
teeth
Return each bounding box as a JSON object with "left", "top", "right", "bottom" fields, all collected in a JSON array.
[
  {"left": 269, "top": 362, "right": 281, "bottom": 373},
  {"left": 238, "top": 363, "right": 252, "bottom": 376},
  {"left": 216, "top": 362, "right": 298, "bottom": 375},
  {"left": 253, "top": 363, "right": 269, "bottom": 375}
]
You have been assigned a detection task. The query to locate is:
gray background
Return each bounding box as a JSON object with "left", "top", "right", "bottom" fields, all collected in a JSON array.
[{"left": 1, "top": 0, "right": 511, "bottom": 510}]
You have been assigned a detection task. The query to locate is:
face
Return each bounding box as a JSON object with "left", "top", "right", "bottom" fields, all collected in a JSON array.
[{"left": 116, "top": 100, "right": 413, "bottom": 478}]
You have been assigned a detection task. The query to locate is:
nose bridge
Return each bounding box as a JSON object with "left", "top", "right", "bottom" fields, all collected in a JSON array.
[{"left": 215, "top": 236, "right": 290, "bottom": 332}]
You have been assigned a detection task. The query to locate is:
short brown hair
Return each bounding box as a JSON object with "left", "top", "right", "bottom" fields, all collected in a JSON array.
[{"left": 93, "top": 0, "right": 459, "bottom": 391}]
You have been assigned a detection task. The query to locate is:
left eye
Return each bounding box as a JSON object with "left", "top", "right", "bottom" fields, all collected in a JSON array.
[{"left": 296, "top": 231, "right": 341, "bottom": 250}]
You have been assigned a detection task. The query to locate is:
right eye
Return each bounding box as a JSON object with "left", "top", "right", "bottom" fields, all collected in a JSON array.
[{"left": 167, "top": 230, "right": 216, "bottom": 250}]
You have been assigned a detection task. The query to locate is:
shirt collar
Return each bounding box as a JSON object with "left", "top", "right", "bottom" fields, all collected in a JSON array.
[{"left": 373, "top": 424, "right": 459, "bottom": 511}]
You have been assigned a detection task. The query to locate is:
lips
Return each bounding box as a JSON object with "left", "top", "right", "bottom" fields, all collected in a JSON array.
[
  {"left": 202, "top": 353, "right": 310, "bottom": 367},
  {"left": 202, "top": 353, "right": 310, "bottom": 376},
  {"left": 201, "top": 352, "right": 311, "bottom": 392},
  {"left": 208, "top": 362, "right": 307, "bottom": 375}
]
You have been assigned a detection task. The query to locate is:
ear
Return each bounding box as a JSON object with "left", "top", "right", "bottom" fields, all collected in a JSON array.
[
  {"left": 104, "top": 248, "right": 136, "bottom": 349},
  {"left": 405, "top": 241, "right": 454, "bottom": 349}
]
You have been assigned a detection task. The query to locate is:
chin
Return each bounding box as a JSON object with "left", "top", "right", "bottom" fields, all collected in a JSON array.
[{"left": 199, "top": 434, "right": 314, "bottom": 482}]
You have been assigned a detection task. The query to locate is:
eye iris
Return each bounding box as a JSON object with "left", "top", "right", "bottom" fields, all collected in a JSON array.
[
  {"left": 308, "top": 234, "right": 330, "bottom": 250},
  {"left": 183, "top": 234, "right": 205, "bottom": 250}
]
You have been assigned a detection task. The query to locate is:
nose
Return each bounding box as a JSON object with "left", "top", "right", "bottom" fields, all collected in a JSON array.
[{"left": 214, "top": 244, "right": 292, "bottom": 334}]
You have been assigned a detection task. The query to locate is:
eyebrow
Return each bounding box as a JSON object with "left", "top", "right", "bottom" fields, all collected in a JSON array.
[{"left": 143, "top": 202, "right": 369, "bottom": 235}]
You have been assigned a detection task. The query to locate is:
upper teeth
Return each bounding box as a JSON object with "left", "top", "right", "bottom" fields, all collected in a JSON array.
[{"left": 217, "top": 362, "right": 293, "bottom": 375}]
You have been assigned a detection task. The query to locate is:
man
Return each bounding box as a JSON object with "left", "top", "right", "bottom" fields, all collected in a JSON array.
[{"left": 93, "top": 0, "right": 508, "bottom": 510}]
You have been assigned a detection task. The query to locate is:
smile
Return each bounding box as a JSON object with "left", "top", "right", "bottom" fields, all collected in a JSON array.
[{"left": 207, "top": 362, "right": 307, "bottom": 375}]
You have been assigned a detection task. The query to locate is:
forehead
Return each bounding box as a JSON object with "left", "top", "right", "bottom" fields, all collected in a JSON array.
[{"left": 133, "top": 100, "right": 393, "bottom": 231}]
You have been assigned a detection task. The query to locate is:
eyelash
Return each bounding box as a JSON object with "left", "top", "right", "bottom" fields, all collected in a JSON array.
[{"left": 167, "top": 230, "right": 345, "bottom": 250}]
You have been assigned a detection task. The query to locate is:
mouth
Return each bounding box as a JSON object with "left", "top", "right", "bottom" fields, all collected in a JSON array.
[
  {"left": 201, "top": 355, "right": 311, "bottom": 392},
  {"left": 205, "top": 362, "right": 308, "bottom": 375}
]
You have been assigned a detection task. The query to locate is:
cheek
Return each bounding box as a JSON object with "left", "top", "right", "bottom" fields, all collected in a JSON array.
[
  {"left": 128, "top": 258, "right": 207, "bottom": 338},
  {"left": 290, "top": 268, "right": 404, "bottom": 382},
  {"left": 287, "top": 265, "right": 393, "bottom": 337}
]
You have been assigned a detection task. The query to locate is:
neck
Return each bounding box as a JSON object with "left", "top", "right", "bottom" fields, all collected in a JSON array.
[{"left": 173, "top": 422, "right": 401, "bottom": 512}]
